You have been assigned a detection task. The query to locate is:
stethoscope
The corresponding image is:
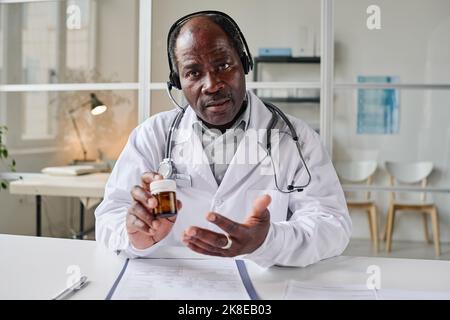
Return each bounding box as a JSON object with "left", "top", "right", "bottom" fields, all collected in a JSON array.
[{"left": 157, "top": 83, "right": 312, "bottom": 193}]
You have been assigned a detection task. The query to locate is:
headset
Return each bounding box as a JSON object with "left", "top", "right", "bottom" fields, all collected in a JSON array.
[
  {"left": 159, "top": 10, "right": 311, "bottom": 193},
  {"left": 167, "top": 10, "right": 253, "bottom": 90}
]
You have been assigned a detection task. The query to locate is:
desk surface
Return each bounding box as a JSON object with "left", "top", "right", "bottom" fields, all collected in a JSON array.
[
  {"left": 10, "top": 174, "right": 450, "bottom": 197},
  {"left": 1, "top": 234, "right": 450, "bottom": 300},
  {"left": 10, "top": 174, "right": 450, "bottom": 199},
  {"left": 342, "top": 184, "right": 450, "bottom": 193},
  {"left": 9, "top": 173, "right": 109, "bottom": 198}
]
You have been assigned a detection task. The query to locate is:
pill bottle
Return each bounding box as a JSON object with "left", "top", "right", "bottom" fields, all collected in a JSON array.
[{"left": 150, "top": 179, "right": 177, "bottom": 218}]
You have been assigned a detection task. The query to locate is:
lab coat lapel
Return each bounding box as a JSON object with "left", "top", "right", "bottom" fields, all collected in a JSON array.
[
  {"left": 175, "top": 107, "right": 218, "bottom": 190},
  {"left": 217, "top": 91, "right": 274, "bottom": 195}
]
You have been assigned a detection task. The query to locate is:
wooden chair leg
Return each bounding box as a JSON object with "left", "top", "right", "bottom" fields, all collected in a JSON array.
[
  {"left": 430, "top": 207, "right": 441, "bottom": 257},
  {"left": 381, "top": 215, "right": 387, "bottom": 242},
  {"left": 422, "top": 212, "right": 431, "bottom": 244},
  {"left": 385, "top": 205, "right": 395, "bottom": 252},
  {"left": 369, "top": 205, "right": 379, "bottom": 252},
  {"left": 367, "top": 209, "right": 374, "bottom": 242}
]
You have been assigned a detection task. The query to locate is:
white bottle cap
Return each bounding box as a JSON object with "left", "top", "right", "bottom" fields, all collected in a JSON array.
[{"left": 150, "top": 179, "right": 176, "bottom": 195}]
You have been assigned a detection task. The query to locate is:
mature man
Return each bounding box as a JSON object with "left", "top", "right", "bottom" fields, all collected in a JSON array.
[{"left": 95, "top": 11, "right": 351, "bottom": 267}]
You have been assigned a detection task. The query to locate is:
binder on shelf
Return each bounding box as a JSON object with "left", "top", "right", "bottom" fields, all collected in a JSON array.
[{"left": 258, "top": 47, "right": 292, "bottom": 57}]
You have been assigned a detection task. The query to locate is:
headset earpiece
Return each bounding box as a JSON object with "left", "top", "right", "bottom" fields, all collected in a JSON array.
[
  {"left": 241, "top": 55, "right": 252, "bottom": 75},
  {"left": 169, "top": 71, "right": 182, "bottom": 90}
]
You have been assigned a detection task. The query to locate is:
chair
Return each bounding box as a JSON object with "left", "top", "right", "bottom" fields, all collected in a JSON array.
[
  {"left": 384, "top": 161, "right": 440, "bottom": 256},
  {"left": 334, "top": 161, "right": 379, "bottom": 251}
]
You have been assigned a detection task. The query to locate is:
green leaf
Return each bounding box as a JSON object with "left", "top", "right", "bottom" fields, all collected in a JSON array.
[
  {"left": 10, "top": 159, "right": 17, "bottom": 172},
  {"left": 1, "top": 182, "right": 7, "bottom": 189},
  {"left": 3, "top": 149, "right": 8, "bottom": 158}
]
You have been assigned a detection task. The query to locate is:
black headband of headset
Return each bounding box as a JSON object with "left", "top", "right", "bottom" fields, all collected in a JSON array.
[{"left": 166, "top": 10, "right": 253, "bottom": 89}]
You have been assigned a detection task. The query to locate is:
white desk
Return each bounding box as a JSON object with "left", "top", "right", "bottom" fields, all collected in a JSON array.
[
  {"left": 9, "top": 173, "right": 109, "bottom": 238},
  {"left": 1, "top": 234, "right": 450, "bottom": 300}
]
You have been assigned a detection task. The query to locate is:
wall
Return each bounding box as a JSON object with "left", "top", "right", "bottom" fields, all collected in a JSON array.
[
  {"left": 333, "top": 0, "right": 450, "bottom": 242},
  {"left": 150, "top": 0, "right": 321, "bottom": 116}
]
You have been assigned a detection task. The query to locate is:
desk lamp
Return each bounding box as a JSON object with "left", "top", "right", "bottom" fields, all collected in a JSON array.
[{"left": 68, "top": 93, "right": 107, "bottom": 162}]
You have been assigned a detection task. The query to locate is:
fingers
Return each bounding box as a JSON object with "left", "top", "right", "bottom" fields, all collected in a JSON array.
[
  {"left": 141, "top": 172, "right": 163, "bottom": 189},
  {"left": 184, "top": 241, "right": 225, "bottom": 257},
  {"left": 182, "top": 195, "right": 272, "bottom": 257},
  {"left": 130, "top": 185, "right": 158, "bottom": 212},
  {"left": 149, "top": 217, "right": 177, "bottom": 242},
  {"left": 126, "top": 213, "right": 152, "bottom": 235},
  {"left": 206, "top": 212, "right": 242, "bottom": 236},
  {"left": 128, "top": 202, "right": 155, "bottom": 228},
  {"left": 252, "top": 194, "right": 272, "bottom": 217},
  {"left": 182, "top": 233, "right": 225, "bottom": 255},
  {"left": 244, "top": 194, "right": 271, "bottom": 224},
  {"left": 183, "top": 226, "right": 230, "bottom": 248}
]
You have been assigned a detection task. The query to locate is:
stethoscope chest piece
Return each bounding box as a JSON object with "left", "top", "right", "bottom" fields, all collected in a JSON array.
[{"left": 158, "top": 158, "right": 175, "bottom": 179}]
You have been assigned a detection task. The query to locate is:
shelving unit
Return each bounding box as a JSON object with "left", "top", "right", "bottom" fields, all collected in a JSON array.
[
  {"left": 252, "top": 56, "right": 321, "bottom": 132},
  {"left": 253, "top": 56, "right": 321, "bottom": 82},
  {"left": 265, "top": 97, "right": 320, "bottom": 103}
]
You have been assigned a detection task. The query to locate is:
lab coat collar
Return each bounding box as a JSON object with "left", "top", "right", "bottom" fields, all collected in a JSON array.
[{"left": 175, "top": 106, "right": 217, "bottom": 189}]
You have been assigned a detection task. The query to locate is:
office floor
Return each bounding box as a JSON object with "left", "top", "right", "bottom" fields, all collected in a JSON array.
[{"left": 344, "top": 239, "right": 450, "bottom": 260}]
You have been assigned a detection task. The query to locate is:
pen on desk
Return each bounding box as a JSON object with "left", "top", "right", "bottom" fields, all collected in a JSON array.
[{"left": 52, "top": 276, "right": 89, "bottom": 300}]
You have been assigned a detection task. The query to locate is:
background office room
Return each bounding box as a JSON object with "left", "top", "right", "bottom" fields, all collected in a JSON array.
[{"left": 1, "top": 0, "right": 450, "bottom": 301}]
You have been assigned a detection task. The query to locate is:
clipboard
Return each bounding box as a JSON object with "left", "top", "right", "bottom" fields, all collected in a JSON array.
[{"left": 106, "top": 259, "right": 260, "bottom": 300}]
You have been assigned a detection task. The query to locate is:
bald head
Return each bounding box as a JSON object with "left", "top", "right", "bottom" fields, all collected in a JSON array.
[
  {"left": 168, "top": 14, "right": 245, "bottom": 75},
  {"left": 180, "top": 16, "right": 220, "bottom": 39}
]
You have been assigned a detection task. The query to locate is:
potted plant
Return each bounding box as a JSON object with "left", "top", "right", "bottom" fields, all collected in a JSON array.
[{"left": 0, "top": 125, "right": 17, "bottom": 190}]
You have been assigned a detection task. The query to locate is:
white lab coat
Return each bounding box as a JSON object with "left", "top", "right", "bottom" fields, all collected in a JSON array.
[{"left": 95, "top": 90, "right": 351, "bottom": 268}]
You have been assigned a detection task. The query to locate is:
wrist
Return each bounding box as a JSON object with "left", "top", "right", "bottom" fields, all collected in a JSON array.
[
  {"left": 247, "top": 224, "right": 270, "bottom": 254},
  {"left": 127, "top": 232, "right": 156, "bottom": 250}
]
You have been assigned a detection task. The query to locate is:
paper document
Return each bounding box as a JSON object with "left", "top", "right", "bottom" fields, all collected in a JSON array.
[
  {"left": 107, "top": 258, "right": 257, "bottom": 300},
  {"left": 284, "top": 280, "right": 450, "bottom": 300},
  {"left": 41, "top": 165, "right": 100, "bottom": 176}
]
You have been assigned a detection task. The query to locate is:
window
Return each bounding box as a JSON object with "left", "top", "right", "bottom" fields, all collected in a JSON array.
[{"left": 0, "top": 0, "right": 138, "bottom": 158}]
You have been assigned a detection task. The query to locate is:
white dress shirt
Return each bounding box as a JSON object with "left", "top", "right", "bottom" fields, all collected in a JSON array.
[{"left": 193, "top": 100, "right": 250, "bottom": 185}]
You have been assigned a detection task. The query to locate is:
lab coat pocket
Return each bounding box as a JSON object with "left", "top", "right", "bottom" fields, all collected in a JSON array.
[
  {"left": 245, "top": 189, "right": 290, "bottom": 222},
  {"left": 171, "top": 161, "right": 192, "bottom": 189}
]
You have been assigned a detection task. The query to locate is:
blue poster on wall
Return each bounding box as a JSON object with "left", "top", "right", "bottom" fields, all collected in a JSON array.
[{"left": 357, "top": 76, "right": 399, "bottom": 134}]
